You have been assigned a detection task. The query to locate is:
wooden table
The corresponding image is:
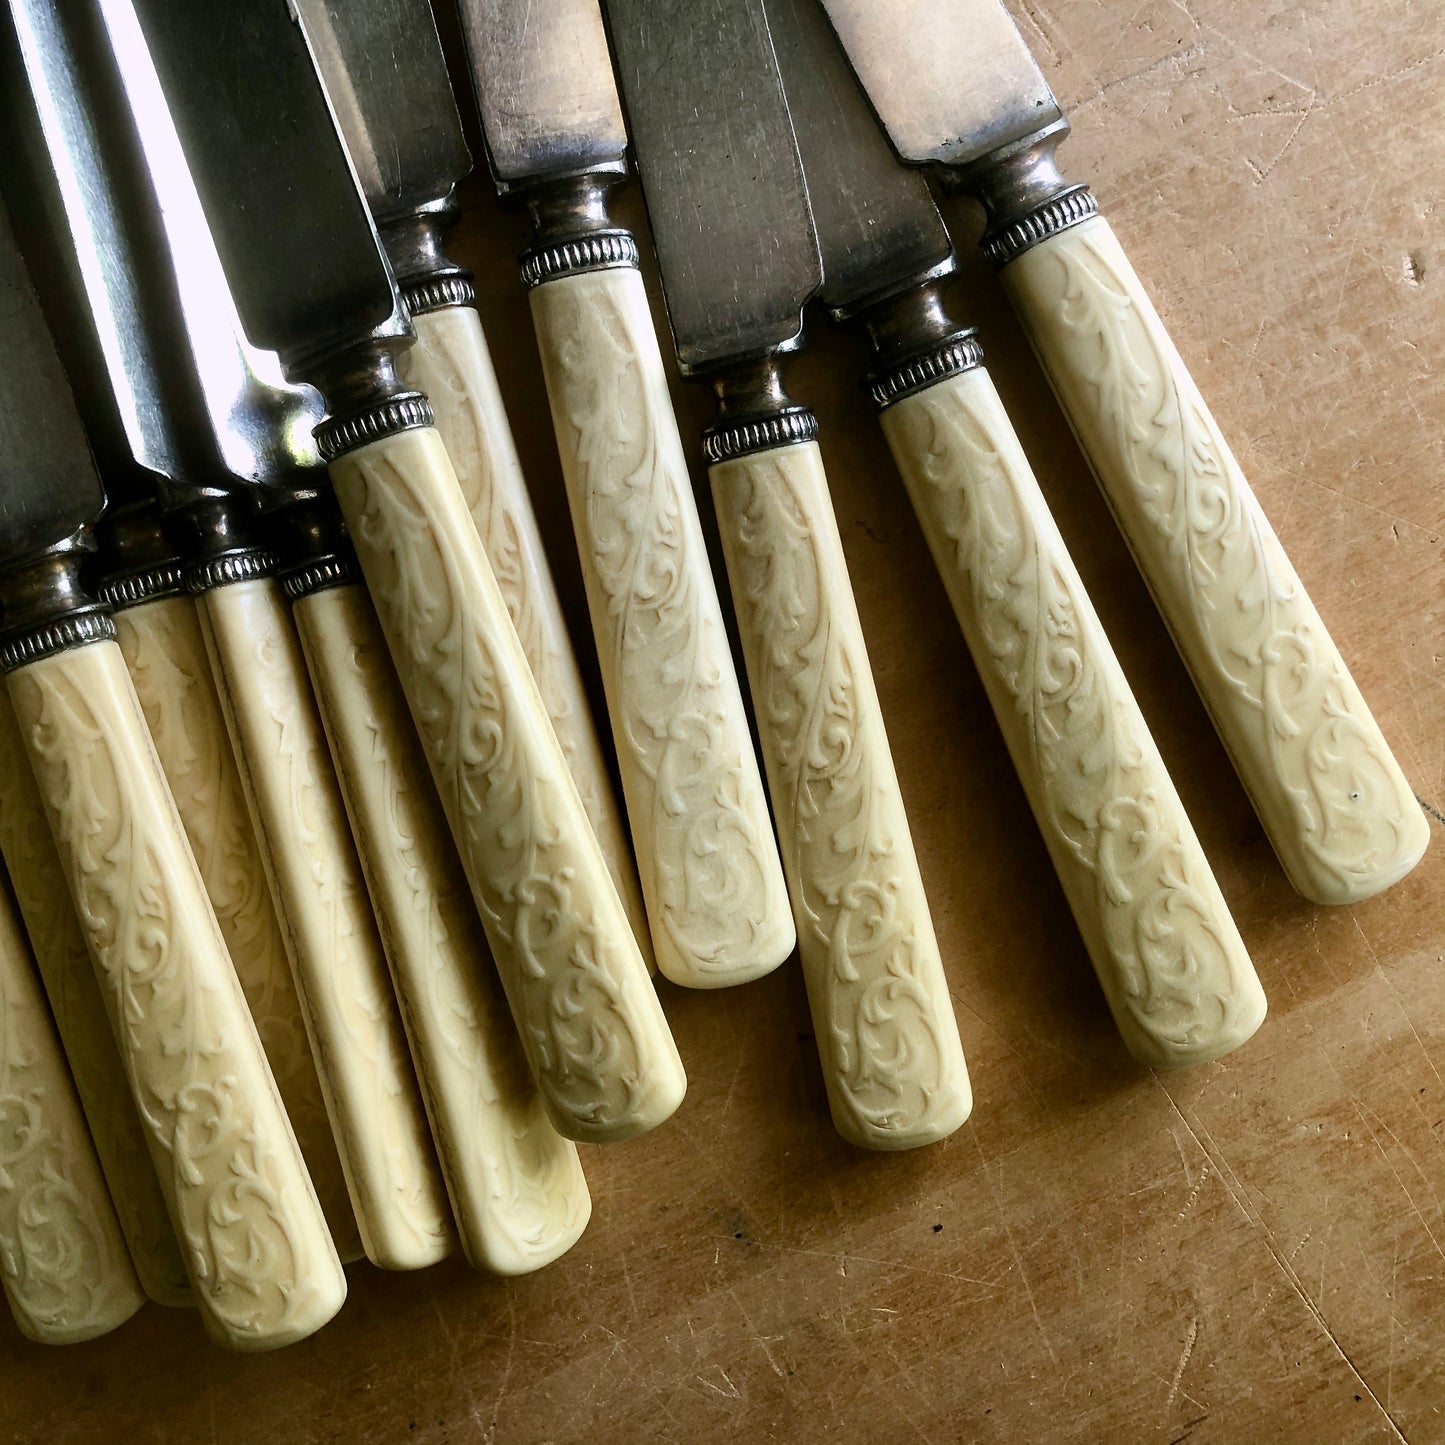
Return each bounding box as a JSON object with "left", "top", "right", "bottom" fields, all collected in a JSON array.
[{"left": 6, "top": 1, "right": 1443, "bottom": 1440}]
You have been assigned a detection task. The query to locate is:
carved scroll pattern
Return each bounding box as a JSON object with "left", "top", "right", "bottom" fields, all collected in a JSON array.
[
  {"left": 6, "top": 644, "right": 344, "bottom": 1346},
  {"left": 404, "top": 307, "right": 652, "bottom": 966},
  {"left": 532, "top": 271, "right": 792, "bottom": 984},
  {"left": 1008, "top": 215, "right": 1427, "bottom": 903},
  {"left": 710, "top": 442, "right": 970, "bottom": 1147},
  {"left": 883, "top": 370, "right": 1265, "bottom": 1063},
  {"left": 294, "top": 585, "right": 589, "bottom": 1273},
  {"left": 0, "top": 689, "right": 190, "bottom": 1305},
  {"left": 0, "top": 878, "right": 144, "bottom": 1343},
  {"left": 115, "top": 599, "right": 359, "bottom": 1259},
  {"left": 197, "top": 581, "right": 451, "bottom": 1268},
  {"left": 329, "top": 427, "right": 684, "bottom": 1143}
]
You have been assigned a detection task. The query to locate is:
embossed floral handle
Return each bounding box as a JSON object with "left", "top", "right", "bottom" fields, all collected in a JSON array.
[
  {"left": 709, "top": 438, "right": 972, "bottom": 1149},
  {"left": 5, "top": 639, "right": 346, "bottom": 1349},
  {"left": 294, "top": 584, "right": 592, "bottom": 1274},
  {"left": 1003, "top": 214, "right": 1429, "bottom": 904},
  {"left": 402, "top": 305, "right": 653, "bottom": 973},
  {"left": 196, "top": 577, "right": 454, "bottom": 1270},
  {"left": 881, "top": 365, "right": 1267, "bottom": 1065},
  {"left": 327, "top": 425, "right": 686, "bottom": 1143},
  {"left": 0, "top": 866, "right": 145, "bottom": 1344},
  {"left": 528, "top": 268, "right": 795, "bottom": 988},
  {"left": 113, "top": 592, "right": 361, "bottom": 1262}
]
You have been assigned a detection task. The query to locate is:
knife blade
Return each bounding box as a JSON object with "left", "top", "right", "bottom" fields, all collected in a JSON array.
[
  {"left": 604, "top": 0, "right": 972, "bottom": 1149},
  {"left": 767, "top": 0, "right": 1267, "bottom": 1067},
  {"left": 457, "top": 0, "right": 795, "bottom": 990},
  {"left": 820, "top": 0, "right": 1429, "bottom": 905},
  {"left": 129, "top": 0, "right": 684, "bottom": 1143},
  {"left": 292, "top": 0, "right": 652, "bottom": 979},
  {"left": 0, "top": 187, "right": 344, "bottom": 1348}
]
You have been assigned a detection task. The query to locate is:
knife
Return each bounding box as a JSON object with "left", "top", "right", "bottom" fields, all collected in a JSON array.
[
  {"left": 0, "top": 191, "right": 345, "bottom": 1348},
  {"left": 457, "top": 0, "right": 797, "bottom": 989},
  {"left": 291, "top": 0, "right": 653, "bottom": 977},
  {"left": 604, "top": 0, "right": 971, "bottom": 1148},
  {"left": 0, "top": 861, "right": 146, "bottom": 1344},
  {"left": 766, "top": 0, "right": 1267, "bottom": 1066},
  {"left": 3, "top": 0, "right": 453, "bottom": 1271},
  {"left": 128, "top": 0, "right": 684, "bottom": 1143},
  {"left": 819, "top": 0, "right": 1429, "bottom": 907}
]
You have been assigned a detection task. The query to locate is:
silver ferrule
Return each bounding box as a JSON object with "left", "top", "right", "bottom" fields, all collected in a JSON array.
[
  {"left": 518, "top": 169, "right": 639, "bottom": 288},
  {"left": 0, "top": 538, "right": 114, "bottom": 672},
  {"left": 702, "top": 355, "right": 819, "bottom": 465},
  {"left": 384, "top": 197, "right": 477, "bottom": 316},
  {"left": 848, "top": 275, "right": 985, "bottom": 411},
  {"left": 308, "top": 334, "right": 435, "bottom": 462}
]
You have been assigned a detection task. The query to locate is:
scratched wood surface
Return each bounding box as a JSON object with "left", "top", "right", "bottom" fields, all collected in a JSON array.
[{"left": 3, "top": 1, "right": 1443, "bottom": 1440}]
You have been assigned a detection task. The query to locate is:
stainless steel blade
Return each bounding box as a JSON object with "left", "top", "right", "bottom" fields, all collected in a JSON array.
[
  {"left": 123, "top": 0, "right": 400, "bottom": 367},
  {"left": 766, "top": 0, "right": 952, "bottom": 313},
  {"left": 818, "top": 0, "right": 1063, "bottom": 167},
  {"left": 604, "top": 0, "right": 819, "bottom": 373},
  {"left": 292, "top": 0, "right": 471, "bottom": 224},
  {"left": 459, "top": 0, "right": 627, "bottom": 191},
  {"left": 0, "top": 192, "right": 104, "bottom": 566}
]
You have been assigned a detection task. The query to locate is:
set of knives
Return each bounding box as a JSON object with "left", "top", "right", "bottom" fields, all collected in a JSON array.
[{"left": 0, "top": 0, "right": 1426, "bottom": 1353}]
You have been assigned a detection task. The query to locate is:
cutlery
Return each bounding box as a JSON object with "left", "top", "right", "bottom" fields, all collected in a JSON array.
[
  {"left": 766, "top": 0, "right": 1266, "bottom": 1065},
  {"left": 604, "top": 0, "right": 971, "bottom": 1147},
  {"left": 129, "top": 0, "right": 684, "bottom": 1142},
  {"left": 293, "top": 0, "right": 652, "bottom": 973},
  {"left": 457, "top": 0, "right": 796, "bottom": 988},
  {"left": 819, "top": 0, "right": 1429, "bottom": 905}
]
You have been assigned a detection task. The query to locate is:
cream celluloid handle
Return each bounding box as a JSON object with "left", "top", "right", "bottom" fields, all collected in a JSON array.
[
  {"left": 293, "top": 584, "right": 591, "bottom": 1274},
  {"left": 328, "top": 425, "right": 685, "bottom": 1143},
  {"left": 1004, "top": 214, "right": 1428, "bottom": 904},
  {"left": 709, "top": 438, "right": 971, "bottom": 1149},
  {"left": 6, "top": 640, "right": 345, "bottom": 1349},
  {"left": 404, "top": 305, "right": 652, "bottom": 972},
  {"left": 196, "top": 578, "right": 453, "bottom": 1270},
  {"left": 0, "top": 868, "right": 144, "bottom": 1344},
  {"left": 881, "top": 366, "right": 1267, "bottom": 1066},
  {"left": 529, "top": 271, "right": 794, "bottom": 988},
  {"left": 113, "top": 594, "right": 360, "bottom": 1262},
  {"left": 0, "top": 692, "right": 190, "bottom": 1306}
]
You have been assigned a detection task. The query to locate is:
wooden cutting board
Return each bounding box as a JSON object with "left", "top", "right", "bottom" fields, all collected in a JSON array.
[{"left": 4, "top": 1, "right": 1441, "bottom": 1440}]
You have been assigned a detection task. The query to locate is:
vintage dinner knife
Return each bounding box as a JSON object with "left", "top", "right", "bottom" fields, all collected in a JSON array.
[
  {"left": 2, "top": 0, "right": 454, "bottom": 1270},
  {"left": 604, "top": 0, "right": 971, "bottom": 1148},
  {"left": 819, "top": 0, "right": 1430, "bottom": 906},
  {"left": 0, "top": 191, "right": 345, "bottom": 1348},
  {"left": 128, "top": 0, "right": 684, "bottom": 1143},
  {"left": 766, "top": 0, "right": 1266, "bottom": 1066},
  {"left": 291, "top": 0, "right": 651, "bottom": 972},
  {"left": 457, "top": 0, "right": 796, "bottom": 989}
]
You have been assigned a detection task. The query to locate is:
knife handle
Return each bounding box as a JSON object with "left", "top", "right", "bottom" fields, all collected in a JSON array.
[
  {"left": 195, "top": 577, "right": 453, "bottom": 1269},
  {"left": 0, "top": 867, "right": 145, "bottom": 1345},
  {"left": 292, "top": 583, "right": 592, "bottom": 1274},
  {"left": 402, "top": 303, "right": 653, "bottom": 973},
  {"left": 0, "top": 690, "right": 191, "bottom": 1307},
  {"left": 5, "top": 638, "right": 345, "bottom": 1349},
  {"left": 880, "top": 363, "right": 1267, "bottom": 1065},
  {"left": 112, "top": 593, "right": 361, "bottom": 1262},
  {"left": 1001, "top": 212, "right": 1428, "bottom": 904},
  {"left": 708, "top": 436, "right": 971, "bottom": 1149},
  {"left": 528, "top": 268, "right": 795, "bottom": 988},
  {"left": 327, "top": 423, "right": 685, "bottom": 1143}
]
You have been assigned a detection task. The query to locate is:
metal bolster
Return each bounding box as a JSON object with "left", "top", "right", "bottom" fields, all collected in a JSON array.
[
  {"left": 400, "top": 271, "right": 476, "bottom": 316},
  {"left": 184, "top": 549, "right": 278, "bottom": 594},
  {"left": 0, "top": 610, "right": 115, "bottom": 673},
  {"left": 982, "top": 186, "right": 1098, "bottom": 267},
  {"left": 97, "top": 562, "right": 187, "bottom": 611},
  {"left": 279, "top": 553, "right": 361, "bottom": 601},
  {"left": 703, "top": 406, "right": 818, "bottom": 464},
  {"left": 520, "top": 230, "right": 639, "bottom": 289},
  {"left": 314, "top": 392, "right": 434, "bottom": 462},
  {"left": 869, "top": 335, "right": 986, "bottom": 411}
]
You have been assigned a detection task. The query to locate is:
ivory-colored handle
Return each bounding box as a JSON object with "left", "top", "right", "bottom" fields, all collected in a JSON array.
[
  {"left": 0, "top": 692, "right": 191, "bottom": 1306},
  {"left": 881, "top": 367, "right": 1267, "bottom": 1065},
  {"left": 196, "top": 578, "right": 453, "bottom": 1269},
  {"left": 6, "top": 640, "right": 345, "bottom": 1349},
  {"left": 0, "top": 868, "right": 144, "bottom": 1344},
  {"left": 1004, "top": 213, "right": 1429, "bottom": 904},
  {"left": 529, "top": 271, "right": 794, "bottom": 988},
  {"left": 293, "top": 584, "right": 591, "bottom": 1274},
  {"left": 404, "top": 305, "right": 653, "bottom": 972},
  {"left": 113, "top": 594, "right": 361, "bottom": 1262},
  {"left": 709, "top": 439, "right": 971, "bottom": 1149},
  {"left": 329, "top": 425, "right": 685, "bottom": 1143}
]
